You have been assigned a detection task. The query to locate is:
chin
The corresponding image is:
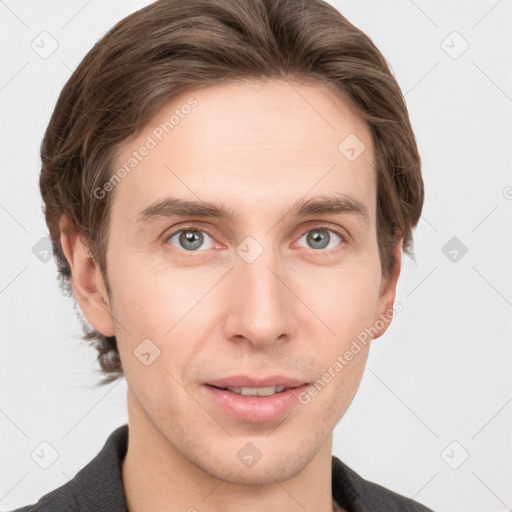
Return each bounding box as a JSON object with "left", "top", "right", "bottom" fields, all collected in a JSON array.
[
  {"left": 202, "top": 451, "right": 310, "bottom": 485},
  {"left": 187, "top": 433, "right": 324, "bottom": 486}
]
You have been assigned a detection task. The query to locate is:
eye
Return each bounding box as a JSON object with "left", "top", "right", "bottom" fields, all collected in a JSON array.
[
  {"left": 164, "top": 225, "right": 345, "bottom": 254},
  {"left": 296, "top": 227, "right": 343, "bottom": 251},
  {"left": 166, "top": 228, "right": 215, "bottom": 252}
]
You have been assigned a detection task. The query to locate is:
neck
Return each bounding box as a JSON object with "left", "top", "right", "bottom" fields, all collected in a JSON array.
[{"left": 122, "top": 390, "right": 336, "bottom": 512}]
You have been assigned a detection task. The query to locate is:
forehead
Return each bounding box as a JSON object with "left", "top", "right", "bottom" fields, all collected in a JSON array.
[{"left": 109, "top": 79, "right": 376, "bottom": 226}]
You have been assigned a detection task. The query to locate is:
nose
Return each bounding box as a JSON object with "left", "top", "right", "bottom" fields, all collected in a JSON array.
[{"left": 222, "top": 246, "right": 298, "bottom": 348}]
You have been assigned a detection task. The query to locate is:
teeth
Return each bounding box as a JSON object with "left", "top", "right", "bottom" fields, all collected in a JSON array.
[{"left": 226, "top": 385, "right": 287, "bottom": 396}]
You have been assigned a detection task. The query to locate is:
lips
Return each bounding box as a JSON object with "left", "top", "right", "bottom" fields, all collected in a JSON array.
[
  {"left": 204, "top": 375, "right": 308, "bottom": 389},
  {"left": 202, "top": 375, "right": 310, "bottom": 422}
]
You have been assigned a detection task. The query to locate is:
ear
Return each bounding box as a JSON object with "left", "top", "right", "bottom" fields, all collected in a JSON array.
[
  {"left": 372, "top": 234, "right": 403, "bottom": 340},
  {"left": 59, "top": 215, "right": 115, "bottom": 337}
]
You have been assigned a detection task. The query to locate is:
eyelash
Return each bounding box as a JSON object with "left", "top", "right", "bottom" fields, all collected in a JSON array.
[{"left": 164, "top": 224, "right": 346, "bottom": 256}]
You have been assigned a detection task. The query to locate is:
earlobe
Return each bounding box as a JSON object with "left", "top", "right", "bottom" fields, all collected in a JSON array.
[
  {"left": 372, "top": 235, "right": 403, "bottom": 340},
  {"left": 59, "top": 215, "right": 115, "bottom": 337}
]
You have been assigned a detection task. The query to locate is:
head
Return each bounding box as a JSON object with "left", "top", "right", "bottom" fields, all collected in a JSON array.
[{"left": 42, "top": 0, "right": 422, "bottom": 484}]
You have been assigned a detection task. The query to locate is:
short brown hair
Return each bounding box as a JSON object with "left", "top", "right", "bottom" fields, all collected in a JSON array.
[{"left": 40, "top": 0, "right": 423, "bottom": 386}]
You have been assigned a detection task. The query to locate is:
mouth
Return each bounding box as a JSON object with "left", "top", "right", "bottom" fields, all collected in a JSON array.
[
  {"left": 206, "top": 384, "right": 301, "bottom": 397},
  {"left": 202, "top": 376, "right": 310, "bottom": 422}
]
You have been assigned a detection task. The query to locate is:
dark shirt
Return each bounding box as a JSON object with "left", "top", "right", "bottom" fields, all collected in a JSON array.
[{"left": 8, "top": 424, "right": 434, "bottom": 512}]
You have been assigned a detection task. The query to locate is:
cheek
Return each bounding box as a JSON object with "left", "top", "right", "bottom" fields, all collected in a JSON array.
[
  {"left": 292, "top": 264, "right": 381, "bottom": 406},
  {"left": 108, "top": 250, "right": 215, "bottom": 336},
  {"left": 293, "top": 260, "right": 382, "bottom": 338},
  {"left": 107, "top": 253, "right": 225, "bottom": 386}
]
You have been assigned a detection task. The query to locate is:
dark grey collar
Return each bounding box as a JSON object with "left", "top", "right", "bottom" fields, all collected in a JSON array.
[{"left": 15, "top": 424, "right": 433, "bottom": 512}]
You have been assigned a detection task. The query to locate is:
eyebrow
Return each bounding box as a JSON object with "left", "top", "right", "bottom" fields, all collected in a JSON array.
[{"left": 135, "top": 193, "right": 369, "bottom": 226}]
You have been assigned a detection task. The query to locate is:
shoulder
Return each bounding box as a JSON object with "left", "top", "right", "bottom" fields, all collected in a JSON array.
[
  {"left": 5, "top": 482, "right": 81, "bottom": 512},
  {"left": 332, "top": 455, "right": 435, "bottom": 511},
  {"left": 6, "top": 424, "right": 129, "bottom": 512}
]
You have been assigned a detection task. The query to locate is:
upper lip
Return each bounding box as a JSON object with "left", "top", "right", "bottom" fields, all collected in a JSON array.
[{"left": 204, "top": 375, "right": 309, "bottom": 388}]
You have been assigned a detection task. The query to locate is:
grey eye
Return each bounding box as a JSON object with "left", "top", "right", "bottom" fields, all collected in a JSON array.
[
  {"left": 167, "top": 229, "right": 214, "bottom": 251},
  {"left": 298, "top": 229, "right": 342, "bottom": 250}
]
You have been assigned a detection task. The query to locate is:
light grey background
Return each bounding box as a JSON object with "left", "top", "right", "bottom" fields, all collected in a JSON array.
[{"left": 1, "top": 1, "right": 511, "bottom": 511}]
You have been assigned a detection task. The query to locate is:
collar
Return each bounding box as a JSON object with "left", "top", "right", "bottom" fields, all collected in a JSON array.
[{"left": 31, "top": 424, "right": 431, "bottom": 512}]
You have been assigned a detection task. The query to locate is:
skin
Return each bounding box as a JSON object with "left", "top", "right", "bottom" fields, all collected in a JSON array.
[{"left": 60, "top": 79, "right": 402, "bottom": 512}]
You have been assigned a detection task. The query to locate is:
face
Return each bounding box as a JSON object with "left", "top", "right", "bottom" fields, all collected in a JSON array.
[{"left": 68, "top": 79, "right": 401, "bottom": 485}]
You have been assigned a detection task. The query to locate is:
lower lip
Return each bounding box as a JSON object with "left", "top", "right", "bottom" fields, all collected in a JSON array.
[{"left": 203, "top": 384, "right": 309, "bottom": 423}]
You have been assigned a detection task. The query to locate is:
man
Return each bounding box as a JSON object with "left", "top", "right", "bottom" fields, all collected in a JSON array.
[{"left": 11, "top": 0, "right": 433, "bottom": 510}]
